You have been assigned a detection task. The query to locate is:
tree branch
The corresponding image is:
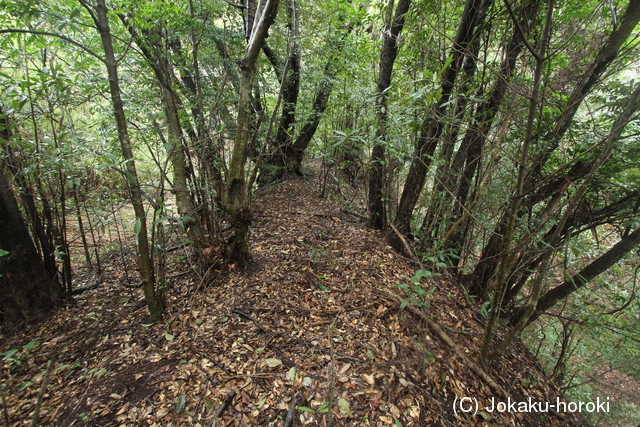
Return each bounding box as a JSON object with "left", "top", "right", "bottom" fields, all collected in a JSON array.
[{"left": 0, "top": 29, "right": 105, "bottom": 63}]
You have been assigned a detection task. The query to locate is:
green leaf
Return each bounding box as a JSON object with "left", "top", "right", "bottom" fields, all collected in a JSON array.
[
  {"left": 154, "top": 215, "right": 173, "bottom": 225},
  {"left": 175, "top": 395, "right": 187, "bottom": 414},
  {"left": 0, "top": 249, "right": 9, "bottom": 256},
  {"left": 134, "top": 218, "right": 142, "bottom": 235},
  {"left": 1, "top": 349, "right": 19, "bottom": 360},
  {"left": 400, "top": 298, "right": 410, "bottom": 310},
  {"left": 23, "top": 338, "right": 40, "bottom": 349},
  {"left": 298, "top": 406, "right": 315, "bottom": 413},
  {"left": 165, "top": 333, "right": 175, "bottom": 341},
  {"left": 286, "top": 366, "right": 297, "bottom": 381},
  {"left": 123, "top": 170, "right": 137, "bottom": 185}
]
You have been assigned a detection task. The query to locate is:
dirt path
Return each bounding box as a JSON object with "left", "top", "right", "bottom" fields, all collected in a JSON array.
[{"left": 0, "top": 174, "right": 583, "bottom": 426}]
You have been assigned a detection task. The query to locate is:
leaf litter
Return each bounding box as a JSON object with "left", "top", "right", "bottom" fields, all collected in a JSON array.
[{"left": 0, "top": 171, "right": 586, "bottom": 426}]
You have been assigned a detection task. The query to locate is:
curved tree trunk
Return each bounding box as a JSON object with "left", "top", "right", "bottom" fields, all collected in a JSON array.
[{"left": 511, "top": 226, "right": 640, "bottom": 326}]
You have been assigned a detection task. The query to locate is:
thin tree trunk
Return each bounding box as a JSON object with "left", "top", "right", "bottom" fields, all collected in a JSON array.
[
  {"left": 275, "top": 0, "right": 301, "bottom": 150},
  {"left": 368, "top": 0, "right": 412, "bottom": 230},
  {"left": 481, "top": 0, "right": 555, "bottom": 362},
  {"left": 73, "top": 190, "right": 92, "bottom": 267},
  {"left": 87, "top": 0, "right": 162, "bottom": 320},
  {"left": 393, "top": 0, "right": 493, "bottom": 236},
  {"left": 494, "top": 80, "right": 640, "bottom": 358}
]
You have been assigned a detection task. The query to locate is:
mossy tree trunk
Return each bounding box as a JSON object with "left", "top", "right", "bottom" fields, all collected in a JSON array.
[{"left": 223, "top": 0, "right": 280, "bottom": 264}]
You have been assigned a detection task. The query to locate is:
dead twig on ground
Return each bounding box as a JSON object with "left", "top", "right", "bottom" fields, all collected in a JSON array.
[
  {"left": 209, "top": 390, "right": 237, "bottom": 425},
  {"left": 375, "top": 287, "right": 507, "bottom": 397},
  {"left": 30, "top": 354, "right": 58, "bottom": 427},
  {"left": 284, "top": 392, "right": 299, "bottom": 427}
]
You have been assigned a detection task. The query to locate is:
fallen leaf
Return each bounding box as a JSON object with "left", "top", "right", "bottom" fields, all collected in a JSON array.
[
  {"left": 265, "top": 358, "right": 282, "bottom": 367},
  {"left": 338, "top": 398, "right": 352, "bottom": 417}
]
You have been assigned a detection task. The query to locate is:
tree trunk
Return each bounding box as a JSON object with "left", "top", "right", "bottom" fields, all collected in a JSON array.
[
  {"left": 275, "top": 0, "right": 301, "bottom": 150},
  {"left": 0, "top": 170, "right": 63, "bottom": 329},
  {"left": 160, "top": 82, "right": 204, "bottom": 242},
  {"left": 472, "top": 0, "right": 640, "bottom": 292},
  {"left": 90, "top": 0, "right": 162, "bottom": 320},
  {"left": 262, "top": 22, "right": 353, "bottom": 181},
  {"left": 393, "top": 0, "right": 493, "bottom": 236},
  {"left": 121, "top": 19, "right": 204, "bottom": 243},
  {"left": 481, "top": 0, "right": 555, "bottom": 362},
  {"left": 512, "top": 226, "right": 640, "bottom": 326},
  {"left": 418, "top": 25, "right": 484, "bottom": 252},
  {"left": 443, "top": 0, "right": 540, "bottom": 259},
  {"left": 367, "top": 0, "right": 412, "bottom": 230},
  {"left": 223, "top": 0, "right": 280, "bottom": 264}
]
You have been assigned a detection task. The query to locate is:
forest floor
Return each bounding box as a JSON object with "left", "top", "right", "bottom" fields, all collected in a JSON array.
[{"left": 0, "top": 166, "right": 587, "bottom": 426}]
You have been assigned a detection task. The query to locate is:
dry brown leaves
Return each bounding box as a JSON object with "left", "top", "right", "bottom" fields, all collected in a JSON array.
[{"left": 0, "top": 173, "right": 584, "bottom": 426}]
